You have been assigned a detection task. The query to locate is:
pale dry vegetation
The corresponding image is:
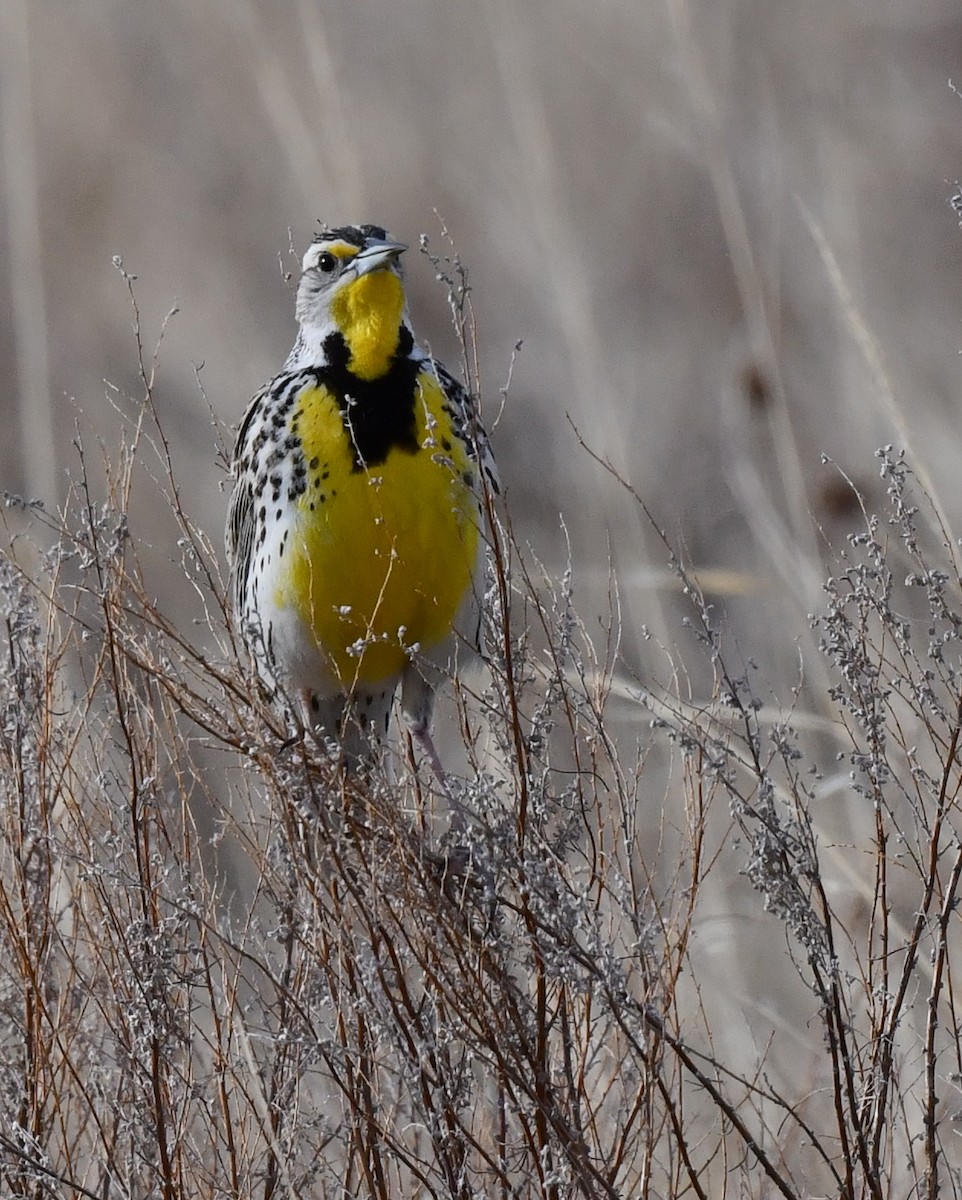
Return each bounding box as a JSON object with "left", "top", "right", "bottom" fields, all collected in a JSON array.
[
  {"left": 3, "top": 260, "right": 962, "bottom": 1197},
  {"left": 4, "top": 2, "right": 962, "bottom": 1196}
]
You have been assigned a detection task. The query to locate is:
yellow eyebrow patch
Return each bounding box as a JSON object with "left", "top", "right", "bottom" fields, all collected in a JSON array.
[{"left": 326, "top": 241, "right": 358, "bottom": 260}]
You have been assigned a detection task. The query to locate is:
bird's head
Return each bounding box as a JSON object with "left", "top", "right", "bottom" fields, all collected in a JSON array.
[{"left": 294, "top": 224, "right": 409, "bottom": 380}]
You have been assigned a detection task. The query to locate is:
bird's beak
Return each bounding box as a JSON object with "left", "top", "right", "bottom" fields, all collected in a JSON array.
[{"left": 352, "top": 239, "right": 407, "bottom": 277}]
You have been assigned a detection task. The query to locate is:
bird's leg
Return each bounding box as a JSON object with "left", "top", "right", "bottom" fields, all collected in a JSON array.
[
  {"left": 299, "top": 687, "right": 315, "bottom": 734},
  {"left": 273, "top": 688, "right": 313, "bottom": 752},
  {"left": 408, "top": 715, "right": 447, "bottom": 788},
  {"left": 407, "top": 714, "right": 477, "bottom": 837},
  {"left": 402, "top": 665, "right": 476, "bottom": 838}
]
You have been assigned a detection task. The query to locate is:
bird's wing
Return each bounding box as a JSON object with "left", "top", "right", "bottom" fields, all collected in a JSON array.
[
  {"left": 433, "top": 359, "right": 500, "bottom": 497},
  {"left": 225, "top": 382, "right": 270, "bottom": 611}
]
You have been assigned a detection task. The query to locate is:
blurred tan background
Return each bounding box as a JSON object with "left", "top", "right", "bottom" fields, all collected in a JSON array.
[
  {"left": 5, "top": 4, "right": 962, "bottom": 1152},
  {"left": 2, "top": 0, "right": 962, "bottom": 676}
]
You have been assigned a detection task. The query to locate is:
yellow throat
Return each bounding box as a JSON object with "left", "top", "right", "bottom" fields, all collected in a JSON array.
[{"left": 330, "top": 271, "right": 405, "bottom": 381}]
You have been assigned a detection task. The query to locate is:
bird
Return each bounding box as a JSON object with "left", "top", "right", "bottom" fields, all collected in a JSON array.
[{"left": 226, "top": 224, "right": 498, "bottom": 774}]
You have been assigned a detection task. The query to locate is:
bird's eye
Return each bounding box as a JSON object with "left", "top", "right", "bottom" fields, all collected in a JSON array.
[{"left": 316, "top": 251, "right": 337, "bottom": 273}]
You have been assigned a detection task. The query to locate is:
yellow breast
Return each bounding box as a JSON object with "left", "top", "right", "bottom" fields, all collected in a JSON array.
[{"left": 275, "top": 372, "right": 480, "bottom": 687}]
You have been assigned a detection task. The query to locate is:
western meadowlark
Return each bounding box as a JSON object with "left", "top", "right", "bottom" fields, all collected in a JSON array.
[{"left": 226, "top": 224, "right": 498, "bottom": 770}]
